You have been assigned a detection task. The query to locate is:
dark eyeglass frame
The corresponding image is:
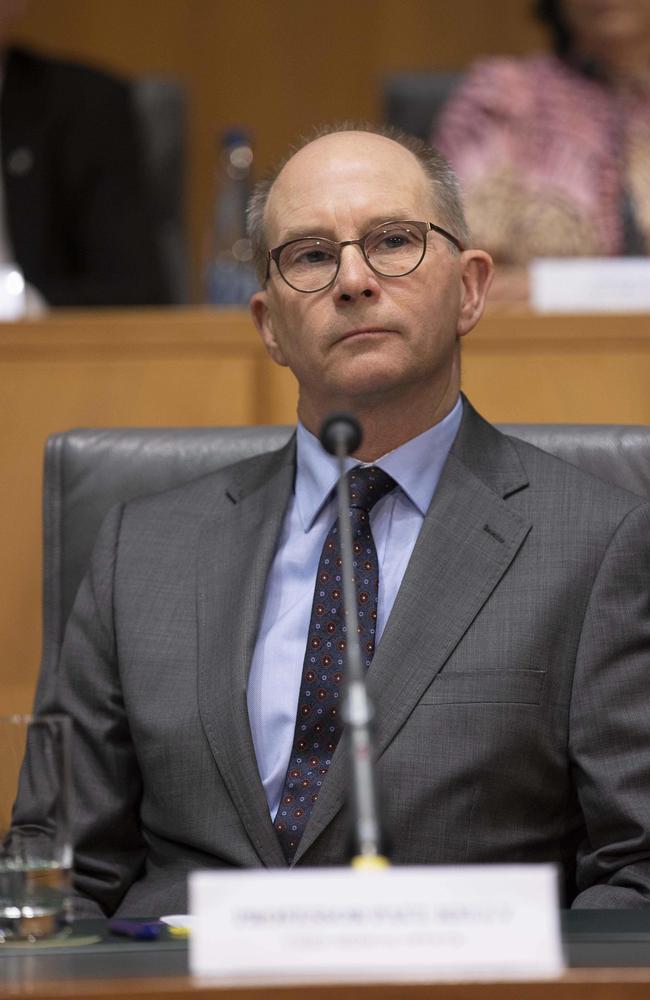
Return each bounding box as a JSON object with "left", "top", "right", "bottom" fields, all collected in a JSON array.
[{"left": 265, "top": 220, "right": 465, "bottom": 293}]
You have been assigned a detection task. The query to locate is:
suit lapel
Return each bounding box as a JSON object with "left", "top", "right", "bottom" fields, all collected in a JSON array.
[
  {"left": 197, "top": 438, "right": 296, "bottom": 867},
  {"left": 295, "top": 401, "right": 533, "bottom": 860}
]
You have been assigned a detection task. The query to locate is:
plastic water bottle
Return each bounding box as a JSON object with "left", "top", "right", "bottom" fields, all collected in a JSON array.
[{"left": 204, "top": 128, "right": 259, "bottom": 305}]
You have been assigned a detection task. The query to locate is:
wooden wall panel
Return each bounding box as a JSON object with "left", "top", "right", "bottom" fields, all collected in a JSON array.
[
  {"left": 9, "top": 0, "right": 546, "bottom": 296},
  {"left": 463, "top": 314, "right": 650, "bottom": 423}
]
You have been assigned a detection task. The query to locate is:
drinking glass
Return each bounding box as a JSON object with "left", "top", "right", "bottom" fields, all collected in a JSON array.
[{"left": 0, "top": 714, "right": 73, "bottom": 942}]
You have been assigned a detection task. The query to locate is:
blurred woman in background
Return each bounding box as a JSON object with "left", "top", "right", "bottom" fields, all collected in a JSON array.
[{"left": 434, "top": 0, "right": 650, "bottom": 300}]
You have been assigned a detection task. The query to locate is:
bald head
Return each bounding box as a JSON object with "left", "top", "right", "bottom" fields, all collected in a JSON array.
[
  {"left": 247, "top": 123, "right": 469, "bottom": 281},
  {"left": 266, "top": 131, "right": 437, "bottom": 251}
]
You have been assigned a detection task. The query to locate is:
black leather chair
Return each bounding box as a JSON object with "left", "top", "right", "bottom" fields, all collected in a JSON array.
[
  {"left": 41, "top": 424, "right": 650, "bottom": 683},
  {"left": 383, "top": 71, "right": 463, "bottom": 140},
  {"left": 131, "top": 77, "right": 188, "bottom": 304}
]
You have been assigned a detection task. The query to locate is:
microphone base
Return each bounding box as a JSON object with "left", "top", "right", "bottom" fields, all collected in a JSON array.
[{"left": 350, "top": 854, "right": 391, "bottom": 870}]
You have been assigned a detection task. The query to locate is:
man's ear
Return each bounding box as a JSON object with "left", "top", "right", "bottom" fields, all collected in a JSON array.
[
  {"left": 250, "top": 289, "right": 289, "bottom": 367},
  {"left": 456, "top": 250, "right": 494, "bottom": 338}
]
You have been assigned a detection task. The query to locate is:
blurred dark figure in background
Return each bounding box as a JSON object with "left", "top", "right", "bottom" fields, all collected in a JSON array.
[
  {"left": 1, "top": 3, "right": 169, "bottom": 307},
  {"left": 434, "top": 0, "right": 650, "bottom": 300}
]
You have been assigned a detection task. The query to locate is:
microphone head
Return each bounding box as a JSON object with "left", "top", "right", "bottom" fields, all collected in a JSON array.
[{"left": 320, "top": 412, "right": 362, "bottom": 457}]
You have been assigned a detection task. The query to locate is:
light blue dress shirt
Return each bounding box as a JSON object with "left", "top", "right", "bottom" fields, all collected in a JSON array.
[{"left": 246, "top": 397, "right": 463, "bottom": 818}]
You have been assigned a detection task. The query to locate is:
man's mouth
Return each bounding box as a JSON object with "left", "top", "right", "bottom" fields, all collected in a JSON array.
[{"left": 337, "top": 326, "right": 395, "bottom": 342}]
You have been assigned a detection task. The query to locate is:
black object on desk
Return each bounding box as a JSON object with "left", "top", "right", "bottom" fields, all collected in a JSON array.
[
  {"left": 562, "top": 909, "right": 650, "bottom": 968},
  {"left": 108, "top": 918, "right": 163, "bottom": 941}
]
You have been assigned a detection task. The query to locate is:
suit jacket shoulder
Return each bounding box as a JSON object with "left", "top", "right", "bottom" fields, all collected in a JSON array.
[
  {"left": 5, "top": 45, "right": 131, "bottom": 105},
  {"left": 121, "top": 434, "right": 297, "bottom": 525},
  {"left": 453, "top": 397, "right": 648, "bottom": 523}
]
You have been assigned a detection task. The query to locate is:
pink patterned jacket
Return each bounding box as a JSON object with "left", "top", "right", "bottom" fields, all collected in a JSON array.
[{"left": 434, "top": 54, "right": 650, "bottom": 262}]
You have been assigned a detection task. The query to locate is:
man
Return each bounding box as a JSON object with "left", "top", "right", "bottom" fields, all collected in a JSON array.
[
  {"left": 27, "top": 124, "right": 650, "bottom": 916},
  {"left": 1, "top": 44, "right": 170, "bottom": 306}
]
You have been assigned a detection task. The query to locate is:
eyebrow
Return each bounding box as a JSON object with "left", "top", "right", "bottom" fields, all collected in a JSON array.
[{"left": 276, "top": 212, "right": 419, "bottom": 245}]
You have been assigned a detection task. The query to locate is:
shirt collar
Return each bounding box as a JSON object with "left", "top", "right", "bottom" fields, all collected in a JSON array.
[{"left": 295, "top": 396, "right": 463, "bottom": 531}]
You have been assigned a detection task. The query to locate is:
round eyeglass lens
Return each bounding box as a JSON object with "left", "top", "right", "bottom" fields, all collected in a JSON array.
[
  {"left": 365, "top": 222, "right": 426, "bottom": 276},
  {"left": 279, "top": 238, "right": 338, "bottom": 292}
]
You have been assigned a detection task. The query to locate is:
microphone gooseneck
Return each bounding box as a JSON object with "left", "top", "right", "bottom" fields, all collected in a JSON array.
[{"left": 319, "top": 413, "right": 389, "bottom": 870}]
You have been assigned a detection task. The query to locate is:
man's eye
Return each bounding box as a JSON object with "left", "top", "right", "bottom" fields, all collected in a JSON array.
[
  {"left": 288, "top": 244, "right": 336, "bottom": 268},
  {"left": 299, "top": 249, "right": 334, "bottom": 265},
  {"left": 369, "top": 228, "right": 419, "bottom": 254},
  {"left": 381, "top": 234, "right": 410, "bottom": 249}
]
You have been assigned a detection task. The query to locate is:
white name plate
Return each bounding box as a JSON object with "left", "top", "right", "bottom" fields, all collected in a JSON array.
[
  {"left": 189, "top": 864, "right": 563, "bottom": 984},
  {"left": 530, "top": 257, "right": 650, "bottom": 313}
]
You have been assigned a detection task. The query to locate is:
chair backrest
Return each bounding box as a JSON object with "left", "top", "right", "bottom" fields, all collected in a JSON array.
[
  {"left": 383, "top": 71, "right": 463, "bottom": 140},
  {"left": 41, "top": 423, "right": 650, "bottom": 679},
  {"left": 130, "top": 77, "right": 189, "bottom": 304}
]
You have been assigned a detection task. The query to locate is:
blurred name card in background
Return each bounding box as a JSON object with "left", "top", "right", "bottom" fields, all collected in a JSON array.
[
  {"left": 530, "top": 257, "right": 650, "bottom": 313},
  {"left": 190, "top": 864, "right": 563, "bottom": 985}
]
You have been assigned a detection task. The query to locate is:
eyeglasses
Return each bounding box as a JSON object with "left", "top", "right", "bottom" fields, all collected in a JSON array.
[{"left": 266, "top": 220, "right": 464, "bottom": 293}]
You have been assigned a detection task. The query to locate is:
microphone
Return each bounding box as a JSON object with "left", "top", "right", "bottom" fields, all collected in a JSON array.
[
  {"left": 319, "top": 413, "right": 389, "bottom": 870},
  {"left": 320, "top": 412, "right": 362, "bottom": 459}
]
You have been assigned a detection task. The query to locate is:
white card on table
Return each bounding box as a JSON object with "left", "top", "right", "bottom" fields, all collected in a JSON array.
[
  {"left": 529, "top": 257, "right": 650, "bottom": 313},
  {"left": 189, "top": 863, "right": 564, "bottom": 984}
]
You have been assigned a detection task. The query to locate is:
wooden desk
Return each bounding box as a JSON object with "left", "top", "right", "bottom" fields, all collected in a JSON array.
[
  {"left": 1, "top": 306, "right": 649, "bottom": 713},
  {"left": 4, "top": 971, "right": 650, "bottom": 1000}
]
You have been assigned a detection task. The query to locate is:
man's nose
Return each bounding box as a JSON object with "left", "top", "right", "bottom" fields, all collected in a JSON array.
[{"left": 333, "top": 243, "right": 380, "bottom": 301}]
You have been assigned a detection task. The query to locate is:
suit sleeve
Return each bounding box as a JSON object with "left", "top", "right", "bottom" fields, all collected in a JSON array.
[
  {"left": 570, "top": 500, "right": 650, "bottom": 907},
  {"left": 32, "top": 504, "right": 147, "bottom": 918}
]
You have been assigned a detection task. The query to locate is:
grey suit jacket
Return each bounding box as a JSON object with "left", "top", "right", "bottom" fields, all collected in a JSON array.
[{"left": 33, "top": 400, "right": 650, "bottom": 915}]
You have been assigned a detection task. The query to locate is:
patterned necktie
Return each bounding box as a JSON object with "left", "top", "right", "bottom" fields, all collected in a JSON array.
[{"left": 275, "top": 465, "right": 397, "bottom": 864}]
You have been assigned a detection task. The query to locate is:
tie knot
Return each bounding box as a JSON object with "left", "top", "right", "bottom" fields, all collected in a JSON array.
[{"left": 347, "top": 466, "right": 396, "bottom": 513}]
